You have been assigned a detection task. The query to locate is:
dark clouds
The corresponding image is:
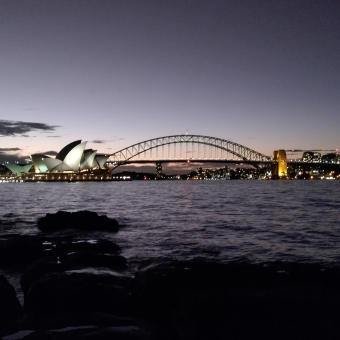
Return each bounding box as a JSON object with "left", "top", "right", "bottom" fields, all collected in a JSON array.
[
  {"left": 0, "top": 147, "right": 58, "bottom": 163},
  {"left": 91, "top": 138, "right": 125, "bottom": 144},
  {"left": 91, "top": 140, "right": 106, "bottom": 144},
  {"left": 0, "top": 152, "right": 28, "bottom": 164},
  {"left": 0, "top": 147, "right": 23, "bottom": 158},
  {"left": 0, "top": 120, "right": 59, "bottom": 137},
  {"left": 0, "top": 147, "right": 24, "bottom": 163},
  {"left": 0, "top": 148, "right": 22, "bottom": 152},
  {"left": 42, "top": 150, "right": 58, "bottom": 156}
]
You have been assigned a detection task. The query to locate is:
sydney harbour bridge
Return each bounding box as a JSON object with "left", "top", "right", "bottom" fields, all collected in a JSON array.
[
  {"left": 106, "top": 134, "right": 337, "bottom": 178},
  {"left": 107, "top": 134, "right": 271, "bottom": 169}
]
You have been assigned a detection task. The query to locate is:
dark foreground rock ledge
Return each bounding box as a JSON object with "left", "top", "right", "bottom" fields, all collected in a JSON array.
[
  {"left": 4, "top": 260, "right": 340, "bottom": 340},
  {"left": 0, "top": 275, "right": 23, "bottom": 331},
  {"left": 132, "top": 260, "right": 340, "bottom": 340},
  {"left": 2, "top": 211, "right": 340, "bottom": 339}
]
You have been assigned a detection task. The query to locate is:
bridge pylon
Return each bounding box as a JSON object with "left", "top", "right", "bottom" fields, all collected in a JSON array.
[
  {"left": 156, "top": 162, "right": 163, "bottom": 179},
  {"left": 272, "top": 150, "right": 287, "bottom": 178}
]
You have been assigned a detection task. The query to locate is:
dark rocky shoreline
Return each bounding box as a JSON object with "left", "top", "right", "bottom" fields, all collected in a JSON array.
[{"left": 1, "top": 211, "right": 340, "bottom": 339}]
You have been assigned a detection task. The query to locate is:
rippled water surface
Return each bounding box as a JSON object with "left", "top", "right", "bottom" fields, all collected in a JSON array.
[{"left": 1, "top": 180, "right": 340, "bottom": 267}]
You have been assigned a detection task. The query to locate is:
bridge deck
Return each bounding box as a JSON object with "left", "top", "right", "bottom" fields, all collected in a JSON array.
[{"left": 106, "top": 159, "right": 337, "bottom": 166}]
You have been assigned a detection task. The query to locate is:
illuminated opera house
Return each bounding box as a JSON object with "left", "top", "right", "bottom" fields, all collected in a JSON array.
[
  {"left": 1, "top": 140, "right": 110, "bottom": 180},
  {"left": 30, "top": 140, "right": 108, "bottom": 173}
]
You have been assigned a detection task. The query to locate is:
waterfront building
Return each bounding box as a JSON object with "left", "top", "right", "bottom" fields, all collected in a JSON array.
[
  {"left": 30, "top": 140, "right": 108, "bottom": 173},
  {"left": 302, "top": 151, "right": 321, "bottom": 163},
  {"left": 321, "top": 153, "right": 339, "bottom": 163},
  {"left": 2, "top": 140, "right": 109, "bottom": 176}
]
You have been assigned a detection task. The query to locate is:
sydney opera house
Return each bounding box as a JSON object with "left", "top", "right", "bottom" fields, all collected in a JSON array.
[{"left": 1, "top": 140, "right": 110, "bottom": 180}]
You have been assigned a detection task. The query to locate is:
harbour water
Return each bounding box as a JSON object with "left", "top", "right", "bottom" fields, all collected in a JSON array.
[{"left": 1, "top": 180, "right": 340, "bottom": 269}]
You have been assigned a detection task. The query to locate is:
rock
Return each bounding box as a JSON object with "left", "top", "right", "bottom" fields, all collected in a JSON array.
[
  {"left": 59, "top": 251, "right": 128, "bottom": 270},
  {"left": 55, "top": 239, "right": 121, "bottom": 254},
  {"left": 21, "top": 244, "right": 128, "bottom": 299},
  {"left": 0, "top": 275, "right": 23, "bottom": 330},
  {"left": 0, "top": 236, "right": 44, "bottom": 267},
  {"left": 25, "top": 271, "right": 133, "bottom": 317},
  {"left": 37, "top": 210, "right": 119, "bottom": 232},
  {"left": 133, "top": 260, "right": 340, "bottom": 340},
  {"left": 4, "top": 325, "right": 152, "bottom": 340},
  {"left": 20, "top": 256, "right": 60, "bottom": 300},
  {"left": 12, "top": 311, "right": 137, "bottom": 330}
]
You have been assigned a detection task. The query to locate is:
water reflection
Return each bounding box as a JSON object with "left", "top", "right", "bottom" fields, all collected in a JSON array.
[{"left": 0, "top": 181, "right": 339, "bottom": 265}]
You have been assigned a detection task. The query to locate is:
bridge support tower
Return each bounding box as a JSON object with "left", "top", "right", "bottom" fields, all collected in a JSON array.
[
  {"left": 272, "top": 150, "right": 287, "bottom": 178},
  {"left": 156, "top": 162, "right": 163, "bottom": 179}
]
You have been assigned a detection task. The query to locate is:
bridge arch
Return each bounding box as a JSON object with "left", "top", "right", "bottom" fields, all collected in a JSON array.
[{"left": 108, "top": 135, "right": 270, "bottom": 165}]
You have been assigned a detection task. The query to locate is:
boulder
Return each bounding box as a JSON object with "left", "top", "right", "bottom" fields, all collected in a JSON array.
[
  {"left": 37, "top": 210, "right": 119, "bottom": 232},
  {"left": 55, "top": 239, "right": 121, "bottom": 254},
  {"left": 25, "top": 271, "right": 133, "bottom": 317},
  {"left": 133, "top": 260, "right": 340, "bottom": 340},
  {"left": 0, "top": 235, "right": 44, "bottom": 267},
  {"left": 21, "top": 244, "right": 127, "bottom": 299},
  {"left": 0, "top": 275, "right": 23, "bottom": 329},
  {"left": 10, "top": 311, "right": 137, "bottom": 331},
  {"left": 5, "top": 325, "right": 152, "bottom": 340},
  {"left": 20, "top": 256, "right": 60, "bottom": 299},
  {"left": 59, "top": 251, "right": 128, "bottom": 270}
]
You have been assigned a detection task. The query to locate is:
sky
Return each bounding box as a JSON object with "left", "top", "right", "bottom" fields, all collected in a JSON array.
[{"left": 1, "top": 0, "right": 339, "bottom": 170}]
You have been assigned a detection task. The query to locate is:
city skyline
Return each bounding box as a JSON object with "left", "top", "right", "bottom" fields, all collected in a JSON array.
[{"left": 1, "top": 0, "right": 339, "bottom": 166}]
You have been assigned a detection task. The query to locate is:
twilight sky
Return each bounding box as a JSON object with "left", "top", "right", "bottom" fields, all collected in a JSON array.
[{"left": 1, "top": 0, "right": 339, "bottom": 167}]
